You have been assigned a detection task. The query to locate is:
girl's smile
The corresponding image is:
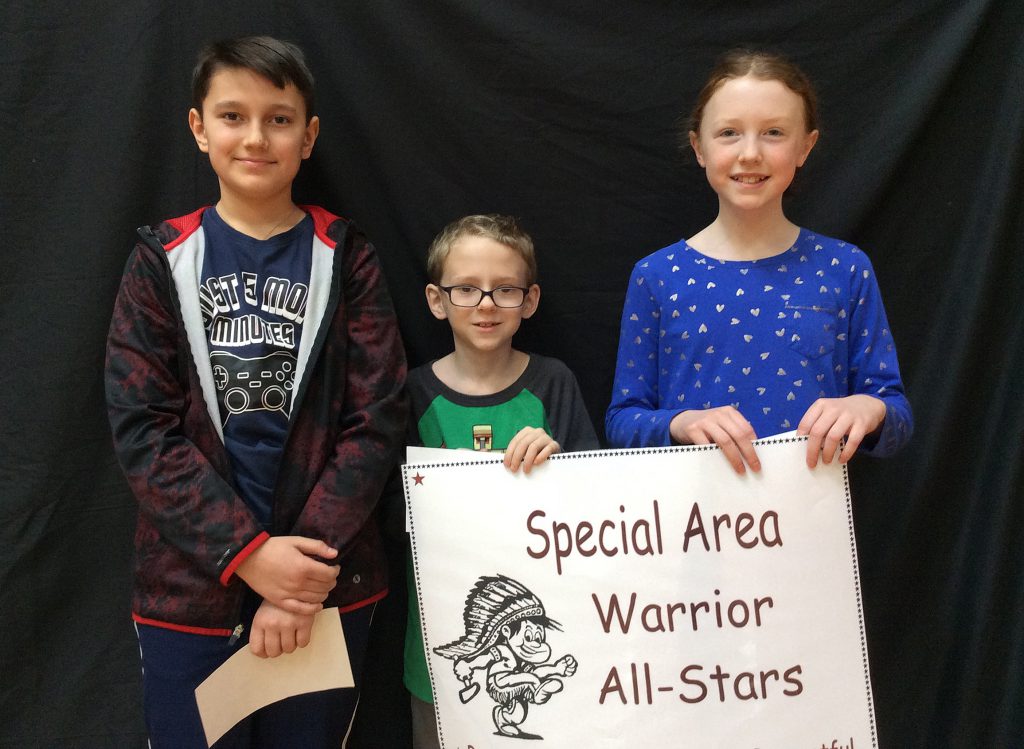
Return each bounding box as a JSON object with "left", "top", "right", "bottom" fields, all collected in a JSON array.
[{"left": 690, "top": 75, "right": 818, "bottom": 217}]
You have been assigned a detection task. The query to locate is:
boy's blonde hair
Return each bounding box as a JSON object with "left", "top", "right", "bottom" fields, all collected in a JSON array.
[{"left": 427, "top": 215, "right": 537, "bottom": 286}]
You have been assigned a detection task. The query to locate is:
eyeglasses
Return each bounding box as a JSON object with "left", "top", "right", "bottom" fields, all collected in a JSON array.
[{"left": 439, "top": 284, "right": 530, "bottom": 308}]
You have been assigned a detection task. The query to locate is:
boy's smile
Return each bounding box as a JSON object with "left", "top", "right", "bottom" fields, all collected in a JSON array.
[
  {"left": 503, "top": 620, "right": 552, "bottom": 665},
  {"left": 426, "top": 235, "right": 540, "bottom": 357},
  {"left": 189, "top": 67, "right": 319, "bottom": 209}
]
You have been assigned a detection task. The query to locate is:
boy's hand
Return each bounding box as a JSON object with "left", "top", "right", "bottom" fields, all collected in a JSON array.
[
  {"left": 235, "top": 536, "right": 339, "bottom": 614},
  {"left": 248, "top": 600, "right": 316, "bottom": 658},
  {"left": 797, "top": 394, "right": 887, "bottom": 467},
  {"left": 669, "top": 407, "right": 760, "bottom": 475},
  {"left": 504, "top": 427, "right": 560, "bottom": 474}
]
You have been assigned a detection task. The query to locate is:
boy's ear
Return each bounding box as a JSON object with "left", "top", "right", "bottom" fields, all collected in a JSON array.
[
  {"left": 425, "top": 284, "right": 448, "bottom": 320},
  {"left": 520, "top": 284, "right": 541, "bottom": 319},
  {"left": 188, "top": 108, "right": 209, "bottom": 153},
  {"left": 689, "top": 131, "right": 705, "bottom": 167},
  {"left": 301, "top": 116, "right": 320, "bottom": 159}
]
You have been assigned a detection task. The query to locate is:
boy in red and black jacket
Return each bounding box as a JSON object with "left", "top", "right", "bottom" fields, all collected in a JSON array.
[{"left": 105, "top": 36, "right": 406, "bottom": 747}]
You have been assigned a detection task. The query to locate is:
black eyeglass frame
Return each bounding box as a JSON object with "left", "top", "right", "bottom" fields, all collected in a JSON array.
[{"left": 437, "top": 284, "right": 532, "bottom": 308}]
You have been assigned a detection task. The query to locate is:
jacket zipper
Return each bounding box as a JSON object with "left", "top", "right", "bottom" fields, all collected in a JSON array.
[
  {"left": 269, "top": 221, "right": 346, "bottom": 533},
  {"left": 139, "top": 222, "right": 250, "bottom": 634},
  {"left": 227, "top": 623, "right": 245, "bottom": 647}
]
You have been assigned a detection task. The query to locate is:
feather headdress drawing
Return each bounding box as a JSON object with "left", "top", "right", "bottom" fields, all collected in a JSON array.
[{"left": 433, "top": 574, "right": 576, "bottom": 739}]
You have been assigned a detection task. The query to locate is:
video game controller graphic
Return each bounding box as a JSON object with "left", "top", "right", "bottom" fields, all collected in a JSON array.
[{"left": 210, "top": 351, "right": 295, "bottom": 417}]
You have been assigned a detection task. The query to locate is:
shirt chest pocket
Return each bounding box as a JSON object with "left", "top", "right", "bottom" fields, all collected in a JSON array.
[{"left": 784, "top": 303, "right": 839, "bottom": 360}]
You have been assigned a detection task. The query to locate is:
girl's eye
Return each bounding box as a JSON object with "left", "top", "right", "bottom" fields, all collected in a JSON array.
[
  {"left": 718, "top": 129, "right": 738, "bottom": 138},
  {"left": 272, "top": 115, "right": 291, "bottom": 125},
  {"left": 456, "top": 286, "right": 476, "bottom": 294},
  {"left": 765, "top": 128, "right": 784, "bottom": 137},
  {"left": 222, "top": 112, "right": 241, "bottom": 122}
]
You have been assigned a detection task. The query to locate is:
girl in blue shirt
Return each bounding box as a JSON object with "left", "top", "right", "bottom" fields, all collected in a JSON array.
[{"left": 606, "top": 50, "right": 912, "bottom": 471}]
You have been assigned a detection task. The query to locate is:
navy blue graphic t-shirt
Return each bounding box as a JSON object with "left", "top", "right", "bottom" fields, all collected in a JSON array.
[{"left": 200, "top": 207, "right": 313, "bottom": 528}]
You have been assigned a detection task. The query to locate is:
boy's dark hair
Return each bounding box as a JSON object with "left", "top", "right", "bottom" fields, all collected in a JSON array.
[{"left": 192, "top": 36, "right": 315, "bottom": 121}]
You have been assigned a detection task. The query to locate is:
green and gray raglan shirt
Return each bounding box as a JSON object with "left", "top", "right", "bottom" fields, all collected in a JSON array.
[{"left": 403, "top": 353, "right": 600, "bottom": 702}]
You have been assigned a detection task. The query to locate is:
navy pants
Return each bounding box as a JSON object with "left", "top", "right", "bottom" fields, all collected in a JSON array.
[{"left": 136, "top": 603, "right": 374, "bottom": 748}]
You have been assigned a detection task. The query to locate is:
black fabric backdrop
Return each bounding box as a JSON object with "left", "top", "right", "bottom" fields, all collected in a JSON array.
[{"left": 1, "top": 1, "right": 1021, "bottom": 746}]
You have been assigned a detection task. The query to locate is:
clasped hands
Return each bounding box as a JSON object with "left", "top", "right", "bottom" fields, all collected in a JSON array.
[{"left": 235, "top": 536, "right": 340, "bottom": 658}]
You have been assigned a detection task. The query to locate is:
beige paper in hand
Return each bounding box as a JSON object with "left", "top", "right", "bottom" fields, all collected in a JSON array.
[{"left": 194, "top": 607, "right": 353, "bottom": 747}]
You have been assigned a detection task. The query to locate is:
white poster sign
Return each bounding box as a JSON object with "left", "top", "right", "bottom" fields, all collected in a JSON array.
[{"left": 404, "top": 436, "right": 876, "bottom": 749}]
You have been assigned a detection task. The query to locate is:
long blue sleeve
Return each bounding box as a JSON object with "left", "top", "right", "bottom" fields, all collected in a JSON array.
[
  {"left": 605, "top": 259, "right": 682, "bottom": 447},
  {"left": 842, "top": 251, "right": 913, "bottom": 456}
]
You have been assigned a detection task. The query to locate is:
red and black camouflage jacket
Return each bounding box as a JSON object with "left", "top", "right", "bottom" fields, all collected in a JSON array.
[{"left": 105, "top": 205, "right": 407, "bottom": 635}]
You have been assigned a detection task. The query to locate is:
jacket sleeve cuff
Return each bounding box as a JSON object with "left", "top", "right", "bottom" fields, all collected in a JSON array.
[{"left": 218, "top": 531, "right": 271, "bottom": 586}]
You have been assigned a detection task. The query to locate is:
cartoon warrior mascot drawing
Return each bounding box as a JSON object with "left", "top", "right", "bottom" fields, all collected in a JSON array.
[{"left": 434, "top": 574, "right": 578, "bottom": 739}]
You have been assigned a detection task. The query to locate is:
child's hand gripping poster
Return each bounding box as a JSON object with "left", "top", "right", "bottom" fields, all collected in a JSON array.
[{"left": 404, "top": 436, "right": 876, "bottom": 749}]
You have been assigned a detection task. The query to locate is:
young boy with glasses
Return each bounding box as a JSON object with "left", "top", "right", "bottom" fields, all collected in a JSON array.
[{"left": 404, "top": 214, "right": 599, "bottom": 746}]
